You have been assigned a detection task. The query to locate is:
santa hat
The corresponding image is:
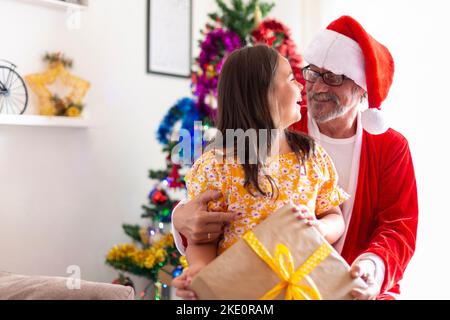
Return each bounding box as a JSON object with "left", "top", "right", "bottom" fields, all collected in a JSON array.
[{"left": 304, "top": 16, "right": 394, "bottom": 134}]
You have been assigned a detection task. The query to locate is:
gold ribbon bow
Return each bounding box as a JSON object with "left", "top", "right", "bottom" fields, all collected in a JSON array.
[{"left": 243, "top": 231, "right": 332, "bottom": 300}]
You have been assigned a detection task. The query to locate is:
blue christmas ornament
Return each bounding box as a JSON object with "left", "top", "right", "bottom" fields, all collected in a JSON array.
[
  {"left": 172, "top": 266, "right": 183, "bottom": 278},
  {"left": 157, "top": 97, "right": 197, "bottom": 146},
  {"left": 156, "top": 97, "right": 208, "bottom": 165}
]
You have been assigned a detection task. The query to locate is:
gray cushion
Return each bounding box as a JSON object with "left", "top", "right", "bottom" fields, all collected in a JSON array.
[{"left": 0, "top": 271, "right": 134, "bottom": 300}]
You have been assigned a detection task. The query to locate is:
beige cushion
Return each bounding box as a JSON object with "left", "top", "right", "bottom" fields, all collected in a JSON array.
[{"left": 0, "top": 271, "right": 134, "bottom": 300}]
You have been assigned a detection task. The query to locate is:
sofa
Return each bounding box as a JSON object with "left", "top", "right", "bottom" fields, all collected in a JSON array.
[{"left": 0, "top": 271, "right": 134, "bottom": 300}]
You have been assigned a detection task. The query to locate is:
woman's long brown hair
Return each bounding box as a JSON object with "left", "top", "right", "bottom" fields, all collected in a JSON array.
[{"left": 214, "top": 45, "right": 315, "bottom": 199}]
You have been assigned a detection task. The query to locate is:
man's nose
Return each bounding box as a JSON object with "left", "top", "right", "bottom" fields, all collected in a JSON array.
[{"left": 311, "top": 77, "right": 330, "bottom": 93}]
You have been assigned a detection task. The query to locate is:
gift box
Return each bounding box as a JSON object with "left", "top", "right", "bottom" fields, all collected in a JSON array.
[{"left": 190, "top": 203, "right": 367, "bottom": 300}]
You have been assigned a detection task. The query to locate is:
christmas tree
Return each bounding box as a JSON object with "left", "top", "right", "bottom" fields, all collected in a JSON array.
[{"left": 105, "top": 0, "right": 307, "bottom": 300}]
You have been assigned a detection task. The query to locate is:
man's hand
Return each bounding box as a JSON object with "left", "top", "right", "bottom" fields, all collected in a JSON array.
[
  {"left": 172, "top": 190, "right": 238, "bottom": 244},
  {"left": 350, "top": 259, "right": 381, "bottom": 300}
]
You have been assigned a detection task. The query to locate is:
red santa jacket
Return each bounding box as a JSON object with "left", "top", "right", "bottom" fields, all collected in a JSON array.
[{"left": 291, "top": 107, "right": 419, "bottom": 299}]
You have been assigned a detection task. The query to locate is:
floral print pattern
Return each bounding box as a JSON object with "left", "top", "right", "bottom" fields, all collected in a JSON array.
[{"left": 185, "top": 145, "right": 349, "bottom": 254}]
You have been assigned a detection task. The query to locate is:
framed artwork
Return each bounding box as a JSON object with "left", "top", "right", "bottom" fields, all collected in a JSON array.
[{"left": 147, "top": 0, "right": 192, "bottom": 78}]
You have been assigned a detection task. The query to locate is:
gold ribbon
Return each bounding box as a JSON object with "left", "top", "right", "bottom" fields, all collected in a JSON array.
[{"left": 243, "top": 231, "right": 332, "bottom": 300}]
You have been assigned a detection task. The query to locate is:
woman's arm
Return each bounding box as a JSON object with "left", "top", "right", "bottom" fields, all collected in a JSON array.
[
  {"left": 185, "top": 241, "right": 218, "bottom": 270},
  {"left": 174, "top": 242, "right": 218, "bottom": 300},
  {"left": 316, "top": 206, "right": 345, "bottom": 244}
]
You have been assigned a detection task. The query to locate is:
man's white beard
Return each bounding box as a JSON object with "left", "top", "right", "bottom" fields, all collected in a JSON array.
[{"left": 310, "top": 101, "right": 353, "bottom": 124}]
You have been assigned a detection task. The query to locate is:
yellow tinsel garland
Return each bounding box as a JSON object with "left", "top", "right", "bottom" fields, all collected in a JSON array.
[{"left": 106, "top": 233, "right": 175, "bottom": 270}]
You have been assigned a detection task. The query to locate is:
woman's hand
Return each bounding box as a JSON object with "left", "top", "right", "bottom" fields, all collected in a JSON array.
[
  {"left": 292, "top": 205, "right": 329, "bottom": 238},
  {"left": 171, "top": 268, "right": 196, "bottom": 300},
  {"left": 293, "top": 205, "right": 344, "bottom": 244},
  {"left": 171, "top": 263, "right": 206, "bottom": 300}
]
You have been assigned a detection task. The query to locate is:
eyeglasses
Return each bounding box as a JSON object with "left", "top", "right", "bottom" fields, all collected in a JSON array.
[{"left": 302, "top": 65, "right": 347, "bottom": 86}]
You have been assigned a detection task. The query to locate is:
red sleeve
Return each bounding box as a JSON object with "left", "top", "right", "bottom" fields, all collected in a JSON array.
[{"left": 362, "top": 133, "right": 418, "bottom": 293}]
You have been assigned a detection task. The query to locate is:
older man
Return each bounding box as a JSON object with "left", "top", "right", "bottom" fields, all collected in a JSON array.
[{"left": 171, "top": 16, "right": 418, "bottom": 300}]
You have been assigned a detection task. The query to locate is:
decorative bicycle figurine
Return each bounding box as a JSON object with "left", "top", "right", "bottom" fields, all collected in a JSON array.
[{"left": 0, "top": 59, "right": 29, "bottom": 114}]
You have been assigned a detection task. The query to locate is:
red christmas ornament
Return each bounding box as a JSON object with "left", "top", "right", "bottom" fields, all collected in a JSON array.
[
  {"left": 168, "top": 164, "right": 184, "bottom": 189},
  {"left": 191, "top": 72, "right": 198, "bottom": 85},
  {"left": 151, "top": 189, "right": 169, "bottom": 205},
  {"left": 252, "top": 19, "right": 307, "bottom": 107}
]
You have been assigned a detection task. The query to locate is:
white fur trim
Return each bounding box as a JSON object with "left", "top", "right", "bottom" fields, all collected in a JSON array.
[
  {"left": 304, "top": 29, "right": 367, "bottom": 91},
  {"left": 307, "top": 112, "right": 363, "bottom": 254},
  {"left": 355, "top": 253, "right": 386, "bottom": 289},
  {"left": 361, "top": 108, "right": 389, "bottom": 135},
  {"left": 171, "top": 199, "right": 189, "bottom": 255}
]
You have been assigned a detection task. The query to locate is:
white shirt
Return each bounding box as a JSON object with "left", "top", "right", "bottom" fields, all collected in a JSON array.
[
  {"left": 311, "top": 116, "right": 385, "bottom": 291},
  {"left": 318, "top": 133, "right": 356, "bottom": 194}
]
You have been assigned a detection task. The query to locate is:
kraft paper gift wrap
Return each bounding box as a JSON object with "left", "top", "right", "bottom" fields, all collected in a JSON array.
[{"left": 190, "top": 203, "right": 367, "bottom": 300}]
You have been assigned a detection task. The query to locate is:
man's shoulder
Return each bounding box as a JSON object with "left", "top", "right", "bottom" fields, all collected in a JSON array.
[
  {"left": 366, "top": 127, "right": 410, "bottom": 151},
  {"left": 383, "top": 128, "right": 409, "bottom": 144}
]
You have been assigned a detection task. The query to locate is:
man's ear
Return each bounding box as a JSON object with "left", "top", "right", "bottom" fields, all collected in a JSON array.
[
  {"left": 356, "top": 85, "right": 367, "bottom": 103},
  {"left": 360, "top": 91, "right": 368, "bottom": 103}
]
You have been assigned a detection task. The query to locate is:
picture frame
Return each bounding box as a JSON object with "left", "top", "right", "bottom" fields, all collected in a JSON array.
[{"left": 146, "top": 0, "right": 192, "bottom": 78}]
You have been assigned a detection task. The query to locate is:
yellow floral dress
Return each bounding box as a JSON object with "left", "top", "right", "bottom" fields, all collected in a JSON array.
[{"left": 185, "top": 145, "right": 349, "bottom": 254}]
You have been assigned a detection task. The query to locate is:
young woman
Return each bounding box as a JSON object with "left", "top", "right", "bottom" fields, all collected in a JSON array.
[{"left": 184, "top": 45, "right": 348, "bottom": 279}]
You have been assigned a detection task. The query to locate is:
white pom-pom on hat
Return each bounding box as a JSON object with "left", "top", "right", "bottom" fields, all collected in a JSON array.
[{"left": 361, "top": 108, "right": 389, "bottom": 135}]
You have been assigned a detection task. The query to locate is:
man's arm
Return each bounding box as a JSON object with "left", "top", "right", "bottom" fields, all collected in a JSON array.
[
  {"left": 316, "top": 206, "right": 345, "bottom": 244},
  {"left": 361, "top": 135, "right": 418, "bottom": 293}
]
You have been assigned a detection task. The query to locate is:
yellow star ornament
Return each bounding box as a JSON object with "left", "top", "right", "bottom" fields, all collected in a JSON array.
[{"left": 25, "top": 62, "right": 90, "bottom": 116}]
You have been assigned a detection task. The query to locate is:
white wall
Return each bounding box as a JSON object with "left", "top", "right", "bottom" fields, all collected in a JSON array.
[
  {"left": 0, "top": 0, "right": 304, "bottom": 289},
  {"left": 309, "top": 0, "right": 450, "bottom": 299},
  {"left": 0, "top": 0, "right": 216, "bottom": 284}
]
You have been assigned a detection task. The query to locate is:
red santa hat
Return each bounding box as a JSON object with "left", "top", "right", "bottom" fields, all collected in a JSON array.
[{"left": 304, "top": 15, "right": 394, "bottom": 134}]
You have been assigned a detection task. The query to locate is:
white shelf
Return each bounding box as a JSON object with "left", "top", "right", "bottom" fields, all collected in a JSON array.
[
  {"left": 16, "top": 0, "right": 88, "bottom": 10},
  {"left": 0, "top": 114, "right": 90, "bottom": 128}
]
